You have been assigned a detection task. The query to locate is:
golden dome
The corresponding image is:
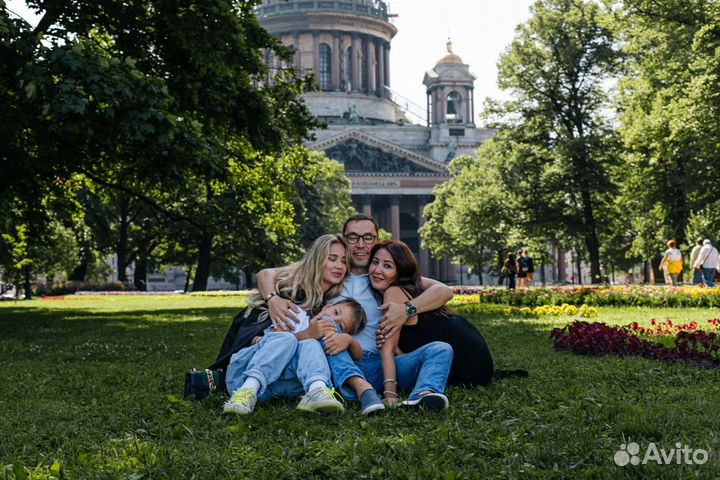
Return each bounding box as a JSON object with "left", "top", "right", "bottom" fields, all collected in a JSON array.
[{"left": 436, "top": 40, "right": 464, "bottom": 65}]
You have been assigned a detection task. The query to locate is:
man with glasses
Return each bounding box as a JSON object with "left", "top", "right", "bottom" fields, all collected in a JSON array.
[{"left": 258, "top": 214, "right": 454, "bottom": 414}]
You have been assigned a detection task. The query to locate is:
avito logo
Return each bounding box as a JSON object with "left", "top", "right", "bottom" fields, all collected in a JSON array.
[{"left": 614, "top": 442, "right": 708, "bottom": 466}]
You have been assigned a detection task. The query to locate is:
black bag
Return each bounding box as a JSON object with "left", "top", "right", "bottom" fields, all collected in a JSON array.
[
  {"left": 184, "top": 368, "right": 226, "bottom": 400},
  {"left": 182, "top": 305, "right": 272, "bottom": 401}
]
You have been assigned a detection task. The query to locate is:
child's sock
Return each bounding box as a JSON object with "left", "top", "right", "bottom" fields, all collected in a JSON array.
[
  {"left": 240, "top": 376, "right": 261, "bottom": 395},
  {"left": 308, "top": 380, "right": 327, "bottom": 392}
]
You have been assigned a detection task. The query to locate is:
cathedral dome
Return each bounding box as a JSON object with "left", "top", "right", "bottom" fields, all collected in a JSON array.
[{"left": 435, "top": 41, "right": 464, "bottom": 65}]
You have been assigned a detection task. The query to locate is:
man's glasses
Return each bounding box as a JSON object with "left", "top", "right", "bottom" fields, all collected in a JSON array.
[{"left": 344, "top": 233, "right": 377, "bottom": 245}]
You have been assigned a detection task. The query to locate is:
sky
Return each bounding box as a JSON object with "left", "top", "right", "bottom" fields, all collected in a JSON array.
[
  {"left": 5, "top": 0, "right": 536, "bottom": 125},
  {"left": 387, "top": 0, "right": 535, "bottom": 124}
]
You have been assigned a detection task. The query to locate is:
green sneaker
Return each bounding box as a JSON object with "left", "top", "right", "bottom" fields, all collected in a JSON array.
[
  {"left": 296, "top": 386, "right": 344, "bottom": 414},
  {"left": 223, "top": 389, "right": 257, "bottom": 415}
]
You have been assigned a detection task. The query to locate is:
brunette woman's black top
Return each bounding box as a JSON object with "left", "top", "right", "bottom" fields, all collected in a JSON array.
[{"left": 396, "top": 293, "right": 495, "bottom": 387}]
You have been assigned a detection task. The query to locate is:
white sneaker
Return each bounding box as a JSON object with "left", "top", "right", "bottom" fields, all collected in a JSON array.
[
  {"left": 223, "top": 389, "right": 257, "bottom": 415},
  {"left": 296, "top": 386, "right": 344, "bottom": 414}
]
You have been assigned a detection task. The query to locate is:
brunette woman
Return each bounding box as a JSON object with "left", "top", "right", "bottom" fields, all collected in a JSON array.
[{"left": 369, "top": 240, "right": 495, "bottom": 391}]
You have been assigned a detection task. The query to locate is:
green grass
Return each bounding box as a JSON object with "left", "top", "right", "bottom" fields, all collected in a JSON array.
[{"left": 2, "top": 296, "right": 720, "bottom": 479}]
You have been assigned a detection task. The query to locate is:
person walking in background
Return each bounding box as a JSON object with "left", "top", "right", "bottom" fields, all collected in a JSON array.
[
  {"left": 522, "top": 249, "right": 535, "bottom": 287},
  {"left": 689, "top": 237, "right": 705, "bottom": 285},
  {"left": 693, "top": 239, "right": 720, "bottom": 287},
  {"left": 516, "top": 249, "right": 528, "bottom": 289},
  {"left": 503, "top": 252, "right": 517, "bottom": 289},
  {"left": 659, "top": 240, "right": 683, "bottom": 286}
]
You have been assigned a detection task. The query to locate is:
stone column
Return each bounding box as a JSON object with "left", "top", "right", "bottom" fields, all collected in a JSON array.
[
  {"left": 351, "top": 34, "right": 361, "bottom": 92},
  {"left": 377, "top": 39, "right": 385, "bottom": 97},
  {"left": 332, "top": 32, "right": 341, "bottom": 91},
  {"left": 384, "top": 42, "right": 390, "bottom": 89},
  {"left": 469, "top": 88, "right": 475, "bottom": 126},
  {"left": 390, "top": 195, "right": 401, "bottom": 240},
  {"left": 361, "top": 195, "right": 373, "bottom": 217},
  {"left": 338, "top": 35, "right": 346, "bottom": 91},
  {"left": 292, "top": 32, "right": 301, "bottom": 71},
  {"left": 367, "top": 36, "right": 376, "bottom": 95},
  {"left": 438, "top": 87, "right": 447, "bottom": 124},
  {"left": 313, "top": 33, "right": 320, "bottom": 77},
  {"left": 417, "top": 196, "right": 431, "bottom": 275},
  {"left": 434, "top": 88, "right": 443, "bottom": 125}
]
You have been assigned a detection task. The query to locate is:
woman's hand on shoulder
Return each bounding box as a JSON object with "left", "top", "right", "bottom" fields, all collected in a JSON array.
[
  {"left": 377, "top": 286, "right": 410, "bottom": 339},
  {"left": 267, "top": 295, "right": 302, "bottom": 331}
]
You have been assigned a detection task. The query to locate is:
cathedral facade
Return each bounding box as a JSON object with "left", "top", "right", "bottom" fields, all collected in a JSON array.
[{"left": 256, "top": 0, "right": 495, "bottom": 282}]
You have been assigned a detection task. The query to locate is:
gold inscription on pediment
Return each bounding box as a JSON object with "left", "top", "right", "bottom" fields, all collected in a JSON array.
[{"left": 352, "top": 180, "right": 401, "bottom": 188}]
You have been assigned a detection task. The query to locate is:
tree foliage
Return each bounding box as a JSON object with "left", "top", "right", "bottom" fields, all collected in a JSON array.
[
  {"left": 0, "top": 0, "right": 329, "bottom": 292},
  {"left": 487, "top": 0, "right": 622, "bottom": 283}
]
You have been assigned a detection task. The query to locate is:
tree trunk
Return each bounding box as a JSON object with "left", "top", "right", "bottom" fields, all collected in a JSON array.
[
  {"left": 23, "top": 265, "right": 32, "bottom": 300},
  {"left": 575, "top": 250, "right": 583, "bottom": 285},
  {"left": 192, "top": 230, "right": 213, "bottom": 292},
  {"left": 651, "top": 257, "right": 663, "bottom": 284},
  {"left": 476, "top": 245, "right": 484, "bottom": 285},
  {"left": 497, "top": 249, "right": 504, "bottom": 285},
  {"left": 580, "top": 190, "right": 602, "bottom": 284},
  {"left": 116, "top": 193, "right": 130, "bottom": 282},
  {"left": 68, "top": 255, "right": 89, "bottom": 282},
  {"left": 540, "top": 254, "right": 546, "bottom": 285},
  {"left": 133, "top": 252, "right": 147, "bottom": 291},
  {"left": 184, "top": 266, "right": 193, "bottom": 293},
  {"left": 244, "top": 269, "right": 253, "bottom": 290}
]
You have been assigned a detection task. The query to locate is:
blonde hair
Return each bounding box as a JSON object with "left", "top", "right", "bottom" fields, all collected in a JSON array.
[{"left": 251, "top": 234, "right": 349, "bottom": 312}]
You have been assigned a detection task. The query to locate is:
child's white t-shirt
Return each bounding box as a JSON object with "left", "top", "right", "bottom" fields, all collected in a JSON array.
[{"left": 263, "top": 308, "right": 309, "bottom": 335}]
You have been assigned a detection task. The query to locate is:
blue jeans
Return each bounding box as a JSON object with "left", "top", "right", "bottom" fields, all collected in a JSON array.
[
  {"left": 327, "top": 341, "right": 453, "bottom": 401},
  {"left": 701, "top": 268, "right": 717, "bottom": 287},
  {"left": 692, "top": 269, "right": 704, "bottom": 285},
  {"left": 225, "top": 332, "right": 331, "bottom": 401}
]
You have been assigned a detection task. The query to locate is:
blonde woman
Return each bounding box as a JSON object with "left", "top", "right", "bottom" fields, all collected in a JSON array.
[
  {"left": 218, "top": 234, "right": 358, "bottom": 414},
  {"left": 659, "top": 240, "right": 683, "bottom": 286}
]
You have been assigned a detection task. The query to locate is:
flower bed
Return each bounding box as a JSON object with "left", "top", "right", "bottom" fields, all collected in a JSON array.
[
  {"left": 457, "top": 285, "right": 720, "bottom": 308},
  {"left": 551, "top": 320, "right": 720, "bottom": 367}
]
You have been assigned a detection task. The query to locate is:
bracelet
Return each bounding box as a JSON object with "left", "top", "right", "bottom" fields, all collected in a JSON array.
[
  {"left": 383, "top": 391, "right": 398, "bottom": 397},
  {"left": 264, "top": 292, "right": 279, "bottom": 303},
  {"left": 383, "top": 379, "right": 397, "bottom": 384}
]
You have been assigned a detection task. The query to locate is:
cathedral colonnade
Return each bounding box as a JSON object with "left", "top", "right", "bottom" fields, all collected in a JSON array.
[
  {"left": 257, "top": 1, "right": 395, "bottom": 97},
  {"left": 354, "top": 193, "right": 444, "bottom": 280}
]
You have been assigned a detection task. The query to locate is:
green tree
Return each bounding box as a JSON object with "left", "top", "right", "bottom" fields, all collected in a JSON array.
[
  {"left": 491, "top": 0, "right": 621, "bottom": 283},
  {"left": 420, "top": 148, "right": 513, "bottom": 285},
  {"left": 613, "top": 0, "right": 720, "bottom": 250},
  {"left": 1, "top": 1, "right": 319, "bottom": 290}
]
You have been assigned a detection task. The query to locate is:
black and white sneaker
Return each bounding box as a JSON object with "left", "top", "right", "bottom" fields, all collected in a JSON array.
[{"left": 400, "top": 392, "right": 448, "bottom": 412}]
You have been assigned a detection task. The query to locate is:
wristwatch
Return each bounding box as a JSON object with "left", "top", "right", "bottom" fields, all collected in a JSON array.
[
  {"left": 404, "top": 301, "right": 417, "bottom": 318},
  {"left": 265, "top": 291, "right": 279, "bottom": 303}
]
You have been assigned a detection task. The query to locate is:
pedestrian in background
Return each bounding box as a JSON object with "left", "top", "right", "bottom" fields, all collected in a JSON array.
[
  {"left": 659, "top": 240, "right": 683, "bottom": 286},
  {"left": 516, "top": 249, "right": 528, "bottom": 289},
  {"left": 503, "top": 252, "right": 517, "bottom": 289},
  {"left": 689, "top": 237, "right": 704, "bottom": 285},
  {"left": 523, "top": 249, "right": 535, "bottom": 287},
  {"left": 693, "top": 239, "right": 720, "bottom": 287}
]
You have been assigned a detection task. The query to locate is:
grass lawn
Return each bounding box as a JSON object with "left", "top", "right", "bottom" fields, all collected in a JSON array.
[{"left": 2, "top": 295, "right": 719, "bottom": 479}]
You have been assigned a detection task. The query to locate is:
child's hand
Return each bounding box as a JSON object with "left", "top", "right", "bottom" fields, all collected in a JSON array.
[
  {"left": 323, "top": 332, "right": 352, "bottom": 355},
  {"left": 304, "top": 318, "right": 336, "bottom": 339}
]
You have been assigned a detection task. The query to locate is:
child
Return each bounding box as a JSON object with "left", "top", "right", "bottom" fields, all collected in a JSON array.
[{"left": 223, "top": 298, "right": 367, "bottom": 415}]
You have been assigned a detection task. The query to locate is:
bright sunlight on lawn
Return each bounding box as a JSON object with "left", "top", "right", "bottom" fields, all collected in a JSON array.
[{"left": 2, "top": 294, "right": 720, "bottom": 479}]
